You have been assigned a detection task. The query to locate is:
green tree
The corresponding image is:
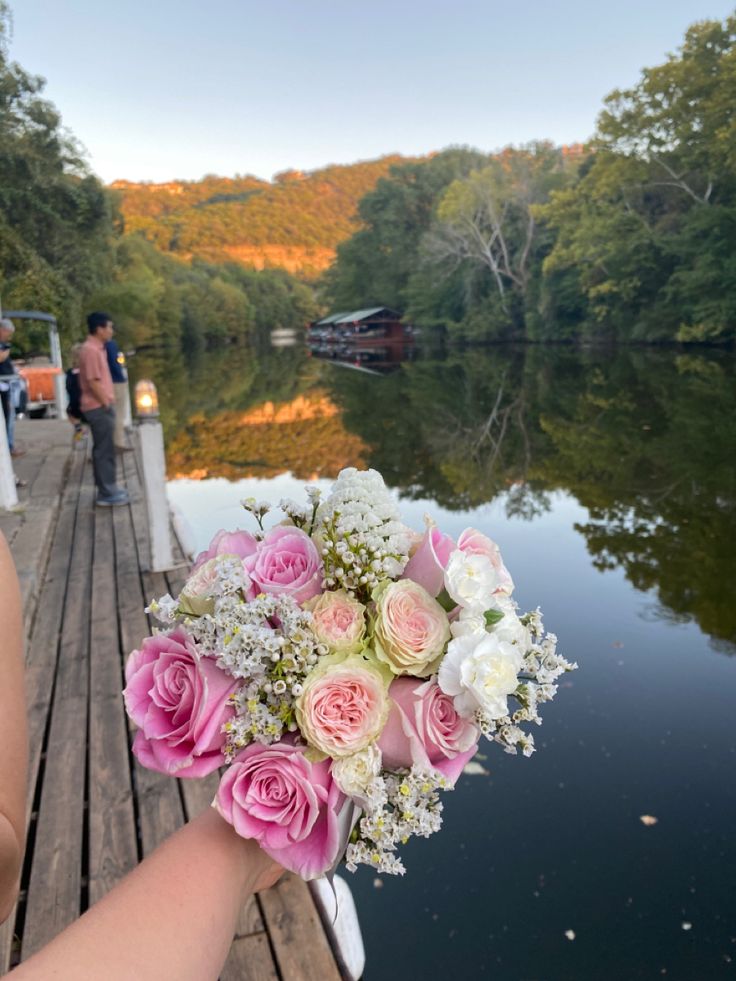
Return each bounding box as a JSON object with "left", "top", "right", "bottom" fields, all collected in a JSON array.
[
  {"left": 324, "top": 148, "right": 487, "bottom": 312},
  {"left": 425, "top": 143, "right": 579, "bottom": 338},
  {"left": 0, "top": 2, "right": 113, "bottom": 343},
  {"left": 540, "top": 15, "right": 736, "bottom": 342}
]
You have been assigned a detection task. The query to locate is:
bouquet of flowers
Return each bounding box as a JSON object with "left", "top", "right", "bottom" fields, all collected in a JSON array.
[{"left": 123, "top": 468, "right": 576, "bottom": 880}]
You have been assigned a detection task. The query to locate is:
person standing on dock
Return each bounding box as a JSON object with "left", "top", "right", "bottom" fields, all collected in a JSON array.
[
  {"left": 79, "top": 313, "right": 129, "bottom": 507},
  {"left": 105, "top": 335, "right": 131, "bottom": 452},
  {"left": 0, "top": 318, "right": 24, "bottom": 458}
]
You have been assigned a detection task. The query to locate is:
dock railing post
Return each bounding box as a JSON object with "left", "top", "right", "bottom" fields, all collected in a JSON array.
[
  {"left": 134, "top": 380, "right": 173, "bottom": 572},
  {"left": 0, "top": 401, "right": 19, "bottom": 510},
  {"left": 0, "top": 296, "right": 19, "bottom": 510},
  {"left": 49, "top": 320, "right": 66, "bottom": 419}
]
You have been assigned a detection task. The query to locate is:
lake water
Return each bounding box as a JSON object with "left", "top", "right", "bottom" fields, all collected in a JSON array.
[{"left": 131, "top": 339, "right": 736, "bottom": 980}]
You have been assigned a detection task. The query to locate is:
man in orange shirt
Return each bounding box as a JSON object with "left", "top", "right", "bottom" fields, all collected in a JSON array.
[{"left": 78, "top": 313, "right": 129, "bottom": 506}]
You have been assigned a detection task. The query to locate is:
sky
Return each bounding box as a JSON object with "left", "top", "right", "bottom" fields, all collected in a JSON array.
[{"left": 9, "top": 0, "right": 735, "bottom": 184}]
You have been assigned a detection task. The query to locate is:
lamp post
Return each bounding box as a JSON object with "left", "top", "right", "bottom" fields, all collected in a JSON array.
[{"left": 135, "top": 380, "right": 173, "bottom": 571}]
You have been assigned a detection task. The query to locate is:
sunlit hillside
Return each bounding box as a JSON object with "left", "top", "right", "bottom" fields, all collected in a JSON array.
[{"left": 111, "top": 155, "right": 416, "bottom": 276}]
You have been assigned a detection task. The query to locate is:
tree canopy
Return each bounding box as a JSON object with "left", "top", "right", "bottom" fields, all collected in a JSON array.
[{"left": 326, "top": 14, "right": 736, "bottom": 343}]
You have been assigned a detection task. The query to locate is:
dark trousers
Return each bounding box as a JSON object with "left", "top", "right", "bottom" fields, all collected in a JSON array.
[{"left": 85, "top": 406, "right": 119, "bottom": 498}]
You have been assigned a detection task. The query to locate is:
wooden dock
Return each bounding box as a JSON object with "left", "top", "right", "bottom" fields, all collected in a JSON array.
[{"left": 0, "top": 422, "right": 344, "bottom": 980}]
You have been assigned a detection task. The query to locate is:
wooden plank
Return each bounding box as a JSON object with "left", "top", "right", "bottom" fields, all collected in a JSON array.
[
  {"left": 259, "top": 874, "right": 343, "bottom": 981},
  {"left": 112, "top": 500, "right": 185, "bottom": 857},
  {"left": 121, "top": 447, "right": 150, "bottom": 572},
  {"left": 88, "top": 504, "right": 138, "bottom": 906},
  {"left": 0, "top": 454, "right": 85, "bottom": 973},
  {"left": 235, "top": 894, "right": 267, "bottom": 944},
  {"left": 28, "top": 443, "right": 70, "bottom": 503},
  {"left": 11, "top": 505, "right": 57, "bottom": 630},
  {"left": 220, "top": 933, "right": 279, "bottom": 981},
  {"left": 179, "top": 773, "right": 220, "bottom": 820},
  {"left": 21, "top": 463, "right": 96, "bottom": 958}
]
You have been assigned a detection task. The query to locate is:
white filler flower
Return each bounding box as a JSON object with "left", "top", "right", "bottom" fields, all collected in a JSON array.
[{"left": 438, "top": 633, "right": 524, "bottom": 720}]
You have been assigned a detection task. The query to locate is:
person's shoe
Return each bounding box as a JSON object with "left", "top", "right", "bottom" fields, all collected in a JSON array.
[
  {"left": 96, "top": 490, "right": 130, "bottom": 507},
  {"left": 115, "top": 445, "right": 134, "bottom": 453},
  {"left": 10, "top": 447, "right": 25, "bottom": 457}
]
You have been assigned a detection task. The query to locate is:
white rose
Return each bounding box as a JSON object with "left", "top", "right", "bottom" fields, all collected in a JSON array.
[
  {"left": 449, "top": 608, "right": 487, "bottom": 639},
  {"left": 331, "top": 745, "right": 383, "bottom": 806},
  {"left": 438, "top": 633, "right": 523, "bottom": 720},
  {"left": 450, "top": 603, "right": 530, "bottom": 653},
  {"left": 491, "top": 610, "right": 531, "bottom": 652},
  {"left": 444, "top": 550, "right": 503, "bottom": 613}
]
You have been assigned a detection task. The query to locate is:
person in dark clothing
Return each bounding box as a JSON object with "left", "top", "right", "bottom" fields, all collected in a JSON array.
[
  {"left": 105, "top": 337, "right": 130, "bottom": 451},
  {"left": 65, "top": 343, "right": 85, "bottom": 443}
]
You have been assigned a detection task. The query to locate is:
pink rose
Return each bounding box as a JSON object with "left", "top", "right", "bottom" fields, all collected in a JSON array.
[
  {"left": 192, "top": 528, "right": 258, "bottom": 571},
  {"left": 307, "top": 590, "right": 366, "bottom": 654},
  {"left": 215, "top": 741, "right": 349, "bottom": 880},
  {"left": 245, "top": 525, "right": 323, "bottom": 605},
  {"left": 123, "top": 627, "right": 237, "bottom": 777},
  {"left": 457, "top": 528, "right": 514, "bottom": 594},
  {"left": 372, "top": 579, "right": 451, "bottom": 676},
  {"left": 402, "top": 519, "right": 455, "bottom": 597},
  {"left": 295, "top": 653, "right": 389, "bottom": 758},
  {"left": 378, "top": 677, "right": 479, "bottom": 785}
]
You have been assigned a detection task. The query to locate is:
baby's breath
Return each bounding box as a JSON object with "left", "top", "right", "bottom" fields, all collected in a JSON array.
[
  {"left": 474, "top": 607, "right": 577, "bottom": 755},
  {"left": 315, "top": 468, "right": 413, "bottom": 599}
]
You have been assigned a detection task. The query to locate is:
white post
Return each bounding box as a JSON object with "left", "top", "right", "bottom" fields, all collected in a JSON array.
[
  {"left": 49, "top": 323, "right": 66, "bottom": 419},
  {"left": 138, "top": 420, "right": 173, "bottom": 571},
  {"left": 0, "top": 397, "right": 19, "bottom": 510},
  {"left": 0, "top": 294, "right": 19, "bottom": 509},
  {"left": 123, "top": 381, "right": 133, "bottom": 429}
]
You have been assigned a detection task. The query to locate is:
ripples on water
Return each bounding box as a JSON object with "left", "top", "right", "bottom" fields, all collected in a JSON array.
[{"left": 132, "top": 340, "right": 736, "bottom": 980}]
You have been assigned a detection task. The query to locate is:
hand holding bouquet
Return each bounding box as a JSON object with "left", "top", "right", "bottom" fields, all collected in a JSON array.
[{"left": 124, "top": 468, "right": 576, "bottom": 879}]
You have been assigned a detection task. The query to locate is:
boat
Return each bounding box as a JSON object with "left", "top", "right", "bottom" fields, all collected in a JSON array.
[{"left": 1, "top": 310, "right": 66, "bottom": 418}]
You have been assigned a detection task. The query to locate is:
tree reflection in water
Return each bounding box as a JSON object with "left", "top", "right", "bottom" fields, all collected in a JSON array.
[{"left": 130, "top": 341, "right": 736, "bottom": 649}]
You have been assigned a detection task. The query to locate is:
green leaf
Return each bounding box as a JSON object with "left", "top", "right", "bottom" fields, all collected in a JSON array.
[
  {"left": 484, "top": 608, "right": 504, "bottom": 627},
  {"left": 436, "top": 588, "right": 457, "bottom": 613}
]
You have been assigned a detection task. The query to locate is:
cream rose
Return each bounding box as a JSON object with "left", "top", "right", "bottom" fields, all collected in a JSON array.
[
  {"left": 331, "top": 744, "right": 383, "bottom": 806},
  {"left": 180, "top": 557, "right": 222, "bottom": 615},
  {"left": 372, "top": 579, "right": 451, "bottom": 677},
  {"left": 295, "top": 653, "right": 389, "bottom": 758},
  {"left": 307, "top": 590, "right": 366, "bottom": 654}
]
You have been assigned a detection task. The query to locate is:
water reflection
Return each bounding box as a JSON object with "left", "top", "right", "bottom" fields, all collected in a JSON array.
[
  {"left": 167, "top": 390, "right": 368, "bottom": 481},
  {"left": 307, "top": 337, "right": 418, "bottom": 374},
  {"left": 129, "top": 342, "right": 736, "bottom": 648}
]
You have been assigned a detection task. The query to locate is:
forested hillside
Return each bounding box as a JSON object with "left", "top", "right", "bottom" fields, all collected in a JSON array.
[
  {"left": 112, "top": 156, "right": 413, "bottom": 276},
  {"left": 1, "top": 0, "right": 733, "bottom": 351},
  {"left": 327, "top": 15, "right": 736, "bottom": 343},
  {"left": 0, "top": 2, "right": 317, "bottom": 352}
]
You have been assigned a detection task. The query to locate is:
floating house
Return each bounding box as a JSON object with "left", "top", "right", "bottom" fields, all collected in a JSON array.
[{"left": 309, "top": 307, "right": 412, "bottom": 343}]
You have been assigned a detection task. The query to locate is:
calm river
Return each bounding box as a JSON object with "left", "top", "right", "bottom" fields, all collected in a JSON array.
[{"left": 131, "top": 339, "right": 736, "bottom": 981}]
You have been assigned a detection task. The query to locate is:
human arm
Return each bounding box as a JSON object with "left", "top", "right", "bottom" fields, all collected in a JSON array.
[
  {"left": 11, "top": 808, "right": 282, "bottom": 980},
  {"left": 0, "top": 347, "right": 10, "bottom": 363},
  {"left": 0, "top": 532, "right": 28, "bottom": 924}
]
